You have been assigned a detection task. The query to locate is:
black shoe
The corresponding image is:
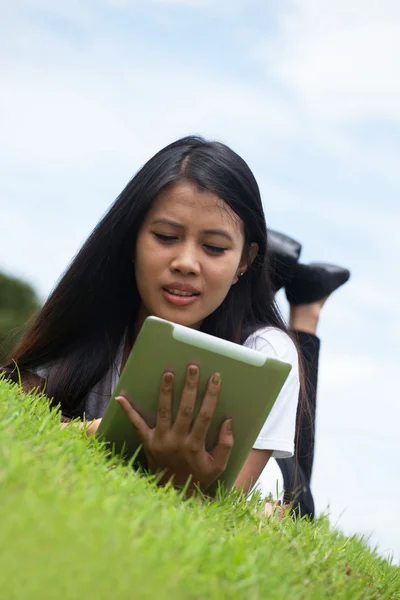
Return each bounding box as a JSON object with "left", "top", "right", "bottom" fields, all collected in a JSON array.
[
  {"left": 267, "top": 230, "right": 302, "bottom": 293},
  {"left": 285, "top": 262, "right": 350, "bottom": 305}
]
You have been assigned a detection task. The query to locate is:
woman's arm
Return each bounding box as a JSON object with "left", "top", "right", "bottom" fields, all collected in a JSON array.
[
  {"left": 61, "top": 418, "right": 102, "bottom": 434},
  {"left": 233, "top": 449, "right": 272, "bottom": 495},
  {"left": 235, "top": 451, "right": 290, "bottom": 519}
]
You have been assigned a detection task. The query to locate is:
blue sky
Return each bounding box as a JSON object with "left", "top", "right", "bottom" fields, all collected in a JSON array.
[{"left": 1, "top": 0, "right": 399, "bottom": 562}]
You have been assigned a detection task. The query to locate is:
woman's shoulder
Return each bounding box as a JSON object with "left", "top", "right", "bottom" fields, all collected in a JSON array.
[{"left": 243, "top": 326, "right": 298, "bottom": 369}]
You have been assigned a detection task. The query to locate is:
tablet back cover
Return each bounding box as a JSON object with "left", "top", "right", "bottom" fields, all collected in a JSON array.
[{"left": 98, "top": 317, "right": 291, "bottom": 493}]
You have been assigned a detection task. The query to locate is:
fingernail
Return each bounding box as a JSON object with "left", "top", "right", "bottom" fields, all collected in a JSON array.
[
  {"left": 189, "top": 365, "right": 198, "bottom": 377},
  {"left": 226, "top": 419, "right": 233, "bottom": 433},
  {"left": 164, "top": 372, "right": 173, "bottom": 384},
  {"left": 212, "top": 372, "right": 221, "bottom": 385}
]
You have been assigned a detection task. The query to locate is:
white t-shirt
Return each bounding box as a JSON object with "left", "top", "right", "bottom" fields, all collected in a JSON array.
[
  {"left": 244, "top": 327, "right": 298, "bottom": 499},
  {"left": 243, "top": 327, "right": 299, "bottom": 459},
  {"left": 35, "top": 326, "right": 299, "bottom": 497}
]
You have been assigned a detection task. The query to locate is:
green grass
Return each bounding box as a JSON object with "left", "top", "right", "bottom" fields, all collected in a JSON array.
[{"left": 1, "top": 378, "right": 399, "bottom": 600}]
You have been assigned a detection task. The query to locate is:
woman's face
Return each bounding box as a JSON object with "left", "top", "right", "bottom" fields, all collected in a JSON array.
[{"left": 135, "top": 180, "right": 254, "bottom": 330}]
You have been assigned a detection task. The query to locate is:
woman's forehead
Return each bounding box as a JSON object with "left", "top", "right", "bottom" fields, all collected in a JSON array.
[{"left": 147, "top": 181, "right": 243, "bottom": 232}]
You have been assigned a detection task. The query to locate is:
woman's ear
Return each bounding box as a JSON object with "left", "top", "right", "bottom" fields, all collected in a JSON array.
[
  {"left": 233, "top": 242, "right": 259, "bottom": 284},
  {"left": 248, "top": 242, "right": 258, "bottom": 266}
]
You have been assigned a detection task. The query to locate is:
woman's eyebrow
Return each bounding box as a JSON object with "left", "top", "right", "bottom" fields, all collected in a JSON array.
[
  {"left": 151, "top": 219, "right": 233, "bottom": 241},
  {"left": 152, "top": 218, "right": 183, "bottom": 229},
  {"left": 202, "top": 228, "right": 233, "bottom": 242}
]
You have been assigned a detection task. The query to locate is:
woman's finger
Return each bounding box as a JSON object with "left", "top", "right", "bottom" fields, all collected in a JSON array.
[
  {"left": 209, "top": 418, "right": 234, "bottom": 470},
  {"left": 189, "top": 372, "right": 220, "bottom": 446},
  {"left": 155, "top": 371, "right": 174, "bottom": 434},
  {"left": 173, "top": 364, "right": 199, "bottom": 437},
  {"left": 115, "top": 395, "right": 151, "bottom": 445}
]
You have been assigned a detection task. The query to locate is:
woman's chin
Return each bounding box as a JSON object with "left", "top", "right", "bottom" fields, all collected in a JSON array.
[{"left": 153, "top": 307, "right": 203, "bottom": 330}]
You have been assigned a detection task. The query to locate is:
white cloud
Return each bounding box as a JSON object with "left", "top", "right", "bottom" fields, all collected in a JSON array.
[
  {"left": 0, "top": 23, "right": 299, "bottom": 170},
  {"left": 258, "top": 0, "right": 400, "bottom": 121},
  {"left": 105, "top": 0, "right": 252, "bottom": 13},
  {"left": 318, "top": 354, "right": 399, "bottom": 429},
  {"left": 312, "top": 431, "right": 400, "bottom": 563},
  {"left": 251, "top": 0, "right": 400, "bottom": 187}
]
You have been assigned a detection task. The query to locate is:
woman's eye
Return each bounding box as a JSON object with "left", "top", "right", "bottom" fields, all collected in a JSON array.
[
  {"left": 154, "top": 233, "right": 178, "bottom": 243},
  {"left": 204, "top": 244, "right": 227, "bottom": 255}
]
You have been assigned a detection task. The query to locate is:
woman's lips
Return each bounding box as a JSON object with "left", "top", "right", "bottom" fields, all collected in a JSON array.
[{"left": 162, "top": 288, "right": 200, "bottom": 307}]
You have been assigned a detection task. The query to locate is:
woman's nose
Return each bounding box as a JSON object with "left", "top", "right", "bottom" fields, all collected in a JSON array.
[{"left": 170, "top": 243, "right": 200, "bottom": 275}]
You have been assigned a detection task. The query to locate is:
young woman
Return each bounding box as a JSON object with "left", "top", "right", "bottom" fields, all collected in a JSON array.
[{"left": 3, "top": 136, "right": 300, "bottom": 496}]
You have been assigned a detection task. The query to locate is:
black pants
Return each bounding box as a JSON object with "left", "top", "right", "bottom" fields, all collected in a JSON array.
[{"left": 276, "top": 331, "right": 320, "bottom": 518}]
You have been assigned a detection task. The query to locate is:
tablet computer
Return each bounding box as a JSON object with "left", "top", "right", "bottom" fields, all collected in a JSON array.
[{"left": 97, "top": 316, "right": 292, "bottom": 493}]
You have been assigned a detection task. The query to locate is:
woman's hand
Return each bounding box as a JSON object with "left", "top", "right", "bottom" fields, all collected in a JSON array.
[
  {"left": 262, "top": 500, "right": 291, "bottom": 520},
  {"left": 84, "top": 418, "right": 102, "bottom": 436},
  {"left": 116, "top": 365, "right": 234, "bottom": 493},
  {"left": 60, "top": 418, "right": 102, "bottom": 436}
]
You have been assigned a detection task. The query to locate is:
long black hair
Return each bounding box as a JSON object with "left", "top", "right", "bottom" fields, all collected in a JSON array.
[{"left": 4, "top": 136, "right": 287, "bottom": 417}]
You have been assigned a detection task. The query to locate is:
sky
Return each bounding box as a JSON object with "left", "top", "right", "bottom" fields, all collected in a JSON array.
[{"left": 1, "top": 0, "right": 399, "bottom": 563}]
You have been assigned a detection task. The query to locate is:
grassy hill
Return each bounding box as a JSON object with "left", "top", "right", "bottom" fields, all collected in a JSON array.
[{"left": 1, "top": 376, "right": 399, "bottom": 599}]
